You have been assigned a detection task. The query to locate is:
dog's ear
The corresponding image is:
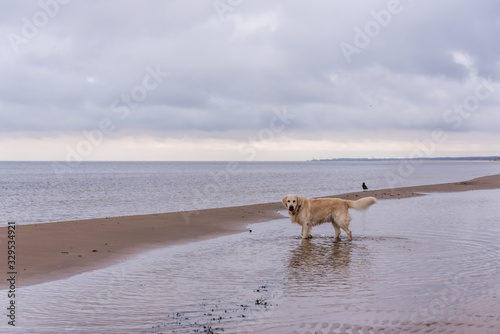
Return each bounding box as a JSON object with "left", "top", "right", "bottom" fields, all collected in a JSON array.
[
  {"left": 297, "top": 196, "right": 303, "bottom": 207},
  {"left": 282, "top": 196, "right": 288, "bottom": 207}
]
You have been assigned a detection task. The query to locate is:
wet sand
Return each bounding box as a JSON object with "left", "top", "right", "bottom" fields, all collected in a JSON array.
[{"left": 1, "top": 173, "right": 500, "bottom": 288}]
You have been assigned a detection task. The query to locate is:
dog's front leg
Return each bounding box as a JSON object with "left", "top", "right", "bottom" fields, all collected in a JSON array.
[{"left": 301, "top": 223, "right": 312, "bottom": 239}]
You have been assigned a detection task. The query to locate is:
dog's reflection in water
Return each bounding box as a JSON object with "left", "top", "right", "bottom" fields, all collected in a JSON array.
[{"left": 287, "top": 237, "right": 359, "bottom": 285}]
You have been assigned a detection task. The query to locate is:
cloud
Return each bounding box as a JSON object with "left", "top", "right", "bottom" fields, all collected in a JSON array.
[{"left": 0, "top": 0, "right": 499, "bottom": 160}]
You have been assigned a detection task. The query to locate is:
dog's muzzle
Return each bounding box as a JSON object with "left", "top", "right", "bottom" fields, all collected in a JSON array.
[{"left": 288, "top": 205, "right": 295, "bottom": 212}]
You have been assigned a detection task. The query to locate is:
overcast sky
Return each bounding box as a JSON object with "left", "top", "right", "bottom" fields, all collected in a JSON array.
[{"left": 1, "top": 0, "right": 499, "bottom": 161}]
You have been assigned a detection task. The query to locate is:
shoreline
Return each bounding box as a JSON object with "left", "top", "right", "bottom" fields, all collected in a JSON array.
[{"left": 2, "top": 173, "right": 500, "bottom": 288}]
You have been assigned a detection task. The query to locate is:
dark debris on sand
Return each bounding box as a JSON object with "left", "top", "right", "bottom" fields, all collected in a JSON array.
[{"left": 143, "top": 284, "right": 277, "bottom": 334}]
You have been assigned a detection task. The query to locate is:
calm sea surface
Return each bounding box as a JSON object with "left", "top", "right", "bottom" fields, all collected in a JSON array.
[
  {"left": 2, "top": 161, "right": 500, "bottom": 225},
  {"left": 5, "top": 190, "right": 500, "bottom": 333}
]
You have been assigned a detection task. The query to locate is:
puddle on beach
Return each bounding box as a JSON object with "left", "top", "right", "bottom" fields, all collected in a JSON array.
[{"left": 4, "top": 190, "right": 500, "bottom": 333}]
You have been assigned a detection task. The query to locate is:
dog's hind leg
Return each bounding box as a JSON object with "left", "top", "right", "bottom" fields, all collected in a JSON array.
[
  {"left": 336, "top": 213, "right": 353, "bottom": 241},
  {"left": 342, "top": 218, "right": 353, "bottom": 241},
  {"left": 342, "top": 225, "right": 353, "bottom": 241}
]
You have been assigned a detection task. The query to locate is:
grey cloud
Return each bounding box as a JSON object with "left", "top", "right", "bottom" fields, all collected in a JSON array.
[{"left": 1, "top": 0, "right": 499, "bottom": 139}]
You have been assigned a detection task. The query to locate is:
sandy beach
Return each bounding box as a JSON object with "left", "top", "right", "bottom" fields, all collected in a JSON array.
[{"left": 2, "top": 173, "right": 500, "bottom": 289}]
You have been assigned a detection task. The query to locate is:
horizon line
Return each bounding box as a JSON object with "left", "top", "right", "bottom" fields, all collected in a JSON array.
[{"left": 0, "top": 155, "right": 499, "bottom": 163}]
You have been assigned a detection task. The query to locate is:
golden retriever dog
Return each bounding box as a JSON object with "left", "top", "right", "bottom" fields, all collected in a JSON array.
[{"left": 282, "top": 195, "right": 376, "bottom": 240}]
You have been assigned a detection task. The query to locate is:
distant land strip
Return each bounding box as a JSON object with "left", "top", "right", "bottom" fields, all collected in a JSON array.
[{"left": 311, "top": 156, "right": 500, "bottom": 162}]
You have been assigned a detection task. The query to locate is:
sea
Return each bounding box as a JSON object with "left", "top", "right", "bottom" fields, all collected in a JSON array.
[
  {"left": 2, "top": 160, "right": 500, "bottom": 226},
  {"left": 1, "top": 161, "right": 500, "bottom": 333}
]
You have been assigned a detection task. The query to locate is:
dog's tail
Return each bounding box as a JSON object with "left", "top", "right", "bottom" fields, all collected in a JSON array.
[{"left": 347, "top": 197, "right": 377, "bottom": 211}]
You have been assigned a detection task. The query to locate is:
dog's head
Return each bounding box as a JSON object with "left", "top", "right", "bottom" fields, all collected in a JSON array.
[{"left": 282, "top": 194, "right": 302, "bottom": 214}]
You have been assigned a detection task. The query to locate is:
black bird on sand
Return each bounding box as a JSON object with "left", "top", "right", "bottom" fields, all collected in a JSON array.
[{"left": 362, "top": 182, "right": 368, "bottom": 191}]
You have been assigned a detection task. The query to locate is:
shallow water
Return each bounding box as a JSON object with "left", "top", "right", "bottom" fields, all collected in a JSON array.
[{"left": 3, "top": 190, "right": 500, "bottom": 333}]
